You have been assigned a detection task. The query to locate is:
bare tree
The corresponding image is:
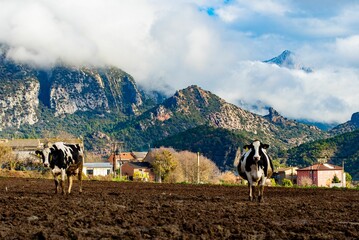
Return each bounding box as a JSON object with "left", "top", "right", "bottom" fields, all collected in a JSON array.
[
  {"left": 175, "top": 151, "right": 220, "bottom": 184},
  {"left": 146, "top": 147, "right": 178, "bottom": 183}
]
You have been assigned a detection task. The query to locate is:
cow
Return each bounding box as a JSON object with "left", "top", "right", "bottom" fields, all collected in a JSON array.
[
  {"left": 36, "top": 142, "right": 84, "bottom": 194},
  {"left": 237, "top": 140, "right": 274, "bottom": 202}
]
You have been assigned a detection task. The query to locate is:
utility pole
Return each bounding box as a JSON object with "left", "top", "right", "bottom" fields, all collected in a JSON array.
[
  {"left": 197, "top": 152, "right": 200, "bottom": 184},
  {"left": 342, "top": 160, "right": 346, "bottom": 187},
  {"left": 111, "top": 141, "right": 124, "bottom": 178}
]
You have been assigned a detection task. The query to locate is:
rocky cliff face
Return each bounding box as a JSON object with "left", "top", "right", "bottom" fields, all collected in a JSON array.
[
  {"left": 0, "top": 78, "right": 39, "bottom": 131},
  {"left": 42, "top": 66, "right": 144, "bottom": 116},
  {"left": 330, "top": 112, "right": 359, "bottom": 135},
  {"left": 0, "top": 50, "right": 147, "bottom": 129}
]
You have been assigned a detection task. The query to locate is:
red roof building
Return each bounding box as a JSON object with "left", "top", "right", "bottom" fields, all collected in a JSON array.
[
  {"left": 108, "top": 152, "right": 136, "bottom": 170},
  {"left": 297, "top": 163, "right": 345, "bottom": 187}
]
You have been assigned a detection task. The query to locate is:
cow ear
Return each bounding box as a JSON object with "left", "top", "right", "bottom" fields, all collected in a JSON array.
[
  {"left": 262, "top": 144, "right": 269, "bottom": 149},
  {"left": 35, "top": 150, "right": 41, "bottom": 157},
  {"left": 243, "top": 145, "right": 251, "bottom": 151}
]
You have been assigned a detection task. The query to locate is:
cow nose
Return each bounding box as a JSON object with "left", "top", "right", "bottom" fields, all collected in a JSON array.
[
  {"left": 44, "top": 163, "right": 49, "bottom": 167},
  {"left": 254, "top": 156, "right": 260, "bottom": 161}
]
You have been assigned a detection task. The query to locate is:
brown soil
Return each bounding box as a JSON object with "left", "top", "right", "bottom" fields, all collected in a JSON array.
[{"left": 0, "top": 177, "right": 358, "bottom": 240}]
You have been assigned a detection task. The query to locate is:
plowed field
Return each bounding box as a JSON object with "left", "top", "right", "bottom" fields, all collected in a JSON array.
[{"left": 0, "top": 177, "right": 358, "bottom": 239}]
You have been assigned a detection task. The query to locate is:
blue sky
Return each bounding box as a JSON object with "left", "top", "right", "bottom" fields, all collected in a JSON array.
[{"left": 1, "top": 0, "right": 359, "bottom": 123}]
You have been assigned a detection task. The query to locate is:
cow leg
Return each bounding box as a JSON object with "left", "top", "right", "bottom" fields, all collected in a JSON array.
[
  {"left": 248, "top": 183, "right": 255, "bottom": 201},
  {"left": 78, "top": 159, "right": 83, "bottom": 193},
  {"left": 60, "top": 170, "right": 66, "bottom": 195},
  {"left": 54, "top": 176, "right": 59, "bottom": 194},
  {"left": 258, "top": 177, "right": 266, "bottom": 203},
  {"left": 52, "top": 171, "right": 60, "bottom": 194},
  {"left": 67, "top": 175, "right": 73, "bottom": 194},
  {"left": 258, "top": 185, "right": 264, "bottom": 203}
]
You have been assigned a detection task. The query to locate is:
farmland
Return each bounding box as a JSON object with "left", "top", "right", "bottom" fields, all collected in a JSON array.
[{"left": 0, "top": 177, "right": 358, "bottom": 239}]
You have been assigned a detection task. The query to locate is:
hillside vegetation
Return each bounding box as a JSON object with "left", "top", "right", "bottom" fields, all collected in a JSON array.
[{"left": 287, "top": 130, "right": 359, "bottom": 180}]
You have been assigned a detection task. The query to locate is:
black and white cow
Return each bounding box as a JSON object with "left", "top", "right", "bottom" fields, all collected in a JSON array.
[
  {"left": 36, "top": 142, "right": 84, "bottom": 194},
  {"left": 237, "top": 140, "right": 274, "bottom": 202}
]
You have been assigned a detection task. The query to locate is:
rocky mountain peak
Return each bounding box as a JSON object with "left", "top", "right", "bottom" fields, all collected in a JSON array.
[
  {"left": 330, "top": 112, "right": 359, "bottom": 135},
  {"left": 264, "top": 50, "right": 312, "bottom": 72},
  {"left": 165, "top": 85, "right": 223, "bottom": 114},
  {"left": 263, "top": 107, "right": 290, "bottom": 125}
]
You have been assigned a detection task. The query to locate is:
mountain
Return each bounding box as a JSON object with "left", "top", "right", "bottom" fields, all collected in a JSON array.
[
  {"left": 329, "top": 112, "right": 359, "bottom": 135},
  {"left": 0, "top": 48, "right": 333, "bottom": 172},
  {"left": 264, "top": 50, "right": 312, "bottom": 72},
  {"left": 110, "top": 86, "right": 328, "bottom": 165},
  {"left": 0, "top": 48, "right": 160, "bottom": 133},
  {"left": 286, "top": 129, "right": 359, "bottom": 180}
]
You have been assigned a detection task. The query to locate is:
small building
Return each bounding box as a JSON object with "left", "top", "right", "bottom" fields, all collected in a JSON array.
[
  {"left": 297, "top": 163, "right": 345, "bottom": 187},
  {"left": 108, "top": 152, "right": 136, "bottom": 170},
  {"left": 0, "top": 138, "right": 83, "bottom": 161},
  {"left": 121, "top": 162, "right": 155, "bottom": 181},
  {"left": 83, "top": 162, "right": 113, "bottom": 176},
  {"left": 272, "top": 167, "right": 298, "bottom": 185},
  {"left": 0, "top": 139, "right": 42, "bottom": 161}
]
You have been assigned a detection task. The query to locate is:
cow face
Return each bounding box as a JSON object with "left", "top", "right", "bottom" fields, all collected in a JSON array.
[
  {"left": 35, "top": 147, "right": 53, "bottom": 167},
  {"left": 244, "top": 140, "right": 269, "bottom": 163}
]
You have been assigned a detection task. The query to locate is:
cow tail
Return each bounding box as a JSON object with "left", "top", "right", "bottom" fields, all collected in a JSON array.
[
  {"left": 78, "top": 155, "right": 84, "bottom": 181},
  {"left": 233, "top": 146, "right": 241, "bottom": 167}
]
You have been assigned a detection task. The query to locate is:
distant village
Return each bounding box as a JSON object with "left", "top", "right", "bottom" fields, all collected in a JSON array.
[{"left": 0, "top": 138, "right": 351, "bottom": 188}]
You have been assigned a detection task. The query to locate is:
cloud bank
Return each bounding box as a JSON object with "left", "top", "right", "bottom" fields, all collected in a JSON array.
[{"left": 1, "top": 0, "right": 359, "bottom": 124}]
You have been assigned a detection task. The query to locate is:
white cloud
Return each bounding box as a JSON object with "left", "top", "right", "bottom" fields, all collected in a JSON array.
[
  {"left": 216, "top": 61, "right": 359, "bottom": 123},
  {"left": 0, "top": 0, "right": 359, "bottom": 124},
  {"left": 335, "top": 35, "right": 359, "bottom": 65}
]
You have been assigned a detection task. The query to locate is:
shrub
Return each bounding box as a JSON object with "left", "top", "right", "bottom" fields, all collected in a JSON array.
[
  {"left": 282, "top": 178, "right": 293, "bottom": 187},
  {"left": 219, "top": 171, "right": 238, "bottom": 185},
  {"left": 300, "top": 176, "right": 313, "bottom": 187},
  {"left": 332, "top": 174, "right": 341, "bottom": 183},
  {"left": 270, "top": 178, "right": 276, "bottom": 187}
]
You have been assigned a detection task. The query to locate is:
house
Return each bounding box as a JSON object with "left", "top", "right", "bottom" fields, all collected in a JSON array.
[
  {"left": 121, "top": 161, "right": 155, "bottom": 181},
  {"left": 297, "top": 163, "right": 345, "bottom": 187},
  {"left": 83, "top": 162, "right": 113, "bottom": 176},
  {"left": 108, "top": 152, "right": 135, "bottom": 170},
  {"left": 272, "top": 167, "right": 298, "bottom": 185}
]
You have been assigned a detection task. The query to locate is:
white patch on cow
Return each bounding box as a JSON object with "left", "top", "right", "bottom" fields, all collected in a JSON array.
[
  {"left": 240, "top": 149, "right": 252, "bottom": 174},
  {"left": 252, "top": 140, "right": 261, "bottom": 160},
  {"left": 51, "top": 165, "right": 62, "bottom": 175},
  {"left": 54, "top": 142, "right": 73, "bottom": 159},
  {"left": 42, "top": 147, "right": 51, "bottom": 166}
]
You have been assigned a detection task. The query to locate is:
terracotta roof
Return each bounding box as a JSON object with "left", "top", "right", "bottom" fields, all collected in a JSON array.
[
  {"left": 108, "top": 152, "right": 136, "bottom": 162},
  {"left": 297, "top": 163, "right": 342, "bottom": 171},
  {"left": 120, "top": 152, "right": 135, "bottom": 160}
]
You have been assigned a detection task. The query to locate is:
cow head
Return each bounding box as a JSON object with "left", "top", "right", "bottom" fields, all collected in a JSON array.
[
  {"left": 244, "top": 140, "right": 269, "bottom": 163},
  {"left": 35, "top": 146, "right": 54, "bottom": 167}
]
